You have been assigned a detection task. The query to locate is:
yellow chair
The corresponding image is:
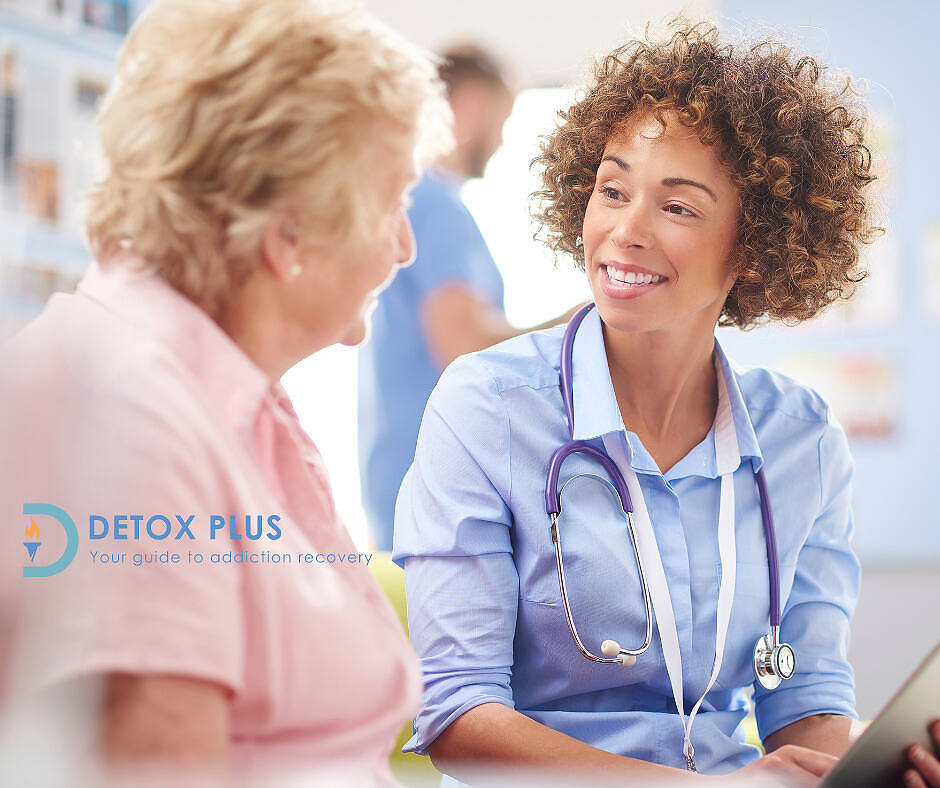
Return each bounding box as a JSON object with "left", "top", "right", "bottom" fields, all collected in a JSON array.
[
  {"left": 743, "top": 715, "right": 763, "bottom": 753},
  {"left": 369, "top": 552, "right": 443, "bottom": 786},
  {"left": 368, "top": 551, "right": 763, "bottom": 784}
]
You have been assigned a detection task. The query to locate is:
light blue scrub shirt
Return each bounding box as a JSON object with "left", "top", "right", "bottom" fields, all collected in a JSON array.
[
  {"left": 393, "top": 307, "right": 859, "bottom": 775},
  {"left": 358, "top": 170, "right": 505, "bottom": 550}
]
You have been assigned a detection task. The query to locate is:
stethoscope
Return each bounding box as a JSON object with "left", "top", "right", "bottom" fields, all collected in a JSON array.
[{"left": 543, "top": 303, "right": 795, "bottom": 693}]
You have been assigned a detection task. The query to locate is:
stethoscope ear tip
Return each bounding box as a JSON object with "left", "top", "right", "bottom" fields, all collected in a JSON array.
[
  {"left": 602, "top": 639, "right": 637, "bottom": 666},
  {"left": 601, "top": 639, "right": 620, "bottom": 657}
]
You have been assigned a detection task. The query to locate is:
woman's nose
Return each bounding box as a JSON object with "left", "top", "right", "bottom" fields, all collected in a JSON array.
[{"left": 610, "top": 203, "right": 653, "bottom": 249}]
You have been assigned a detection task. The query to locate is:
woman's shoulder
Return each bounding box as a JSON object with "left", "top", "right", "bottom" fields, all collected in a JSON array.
[
  {"left": 732, "top": 361, "right": 834, "bottom": 427},
  {"left": 730, "top": 361, "right": 854, "bottom": 504},
  {"left": 5, "top": 292, "right": 197, "bottom": 413},
  {"left": 435, "top": 324, "right": 566, "bottom": 404},
  {"left": 1, "top": 287, "right": 232, "bottom": 475}
]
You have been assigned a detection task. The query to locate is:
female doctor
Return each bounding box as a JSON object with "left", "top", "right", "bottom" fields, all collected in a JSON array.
[{"left": 393, "top": 23, "right": 893, "bottom": 786}]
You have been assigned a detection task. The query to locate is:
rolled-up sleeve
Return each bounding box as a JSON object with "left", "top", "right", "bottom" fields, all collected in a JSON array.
[
  {"left": 393, "top": 357, "right": 519, "bottom": 755},
  {"left": 754, "top": 416, "right": 861, "bottom": 738}
]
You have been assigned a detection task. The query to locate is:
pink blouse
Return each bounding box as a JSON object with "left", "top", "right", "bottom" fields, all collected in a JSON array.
[{"left": 0, "top": 259, "right": 421, "bottom": 785}]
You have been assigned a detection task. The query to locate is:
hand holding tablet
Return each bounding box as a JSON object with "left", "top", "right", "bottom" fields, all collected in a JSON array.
[{"left": 822, "top": 643, "right": 940, "bottom": 787}]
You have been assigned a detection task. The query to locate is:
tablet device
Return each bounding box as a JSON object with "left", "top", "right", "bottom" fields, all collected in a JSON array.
[{"left": 821, "top": 642, "right": 940, "bottom": 787}]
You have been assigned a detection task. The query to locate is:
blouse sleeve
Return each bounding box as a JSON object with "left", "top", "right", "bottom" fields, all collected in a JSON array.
[
  {"left": 392, "top": 356, "right": 519, "bottom": 755},
  {"left": 753, "top": 415, "right": 861, "bottom": 738}
]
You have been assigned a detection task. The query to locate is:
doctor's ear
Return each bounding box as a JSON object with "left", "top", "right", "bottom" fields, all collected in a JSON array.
[
  {"left": 260, "top": 213, "right": 304, "bottom": 281},
  {"left": 725, "top": 246, "right": 748, "bottom": 286}
]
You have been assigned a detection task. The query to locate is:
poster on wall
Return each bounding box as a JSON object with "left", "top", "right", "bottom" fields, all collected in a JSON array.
[
  {"left": 776, "top": 351, "right": 898, "bottom": 440},
  {"left": 13, "top": 55, "right": 59, "bottom": 225},
  {"left": 792, "top": 109, "right": 899, "bottom": 334},
  {"left": 81, "top": 0, "right": 130, "bottom": 34},
  {"left": 17, "top": 157, "right": 59, "bottom": 222},
  {"left": 1, "top": 48, "right": 18, "bottom": 211},
  {"left": 811, "top": 233, "right": 901, "bottom": 331}
]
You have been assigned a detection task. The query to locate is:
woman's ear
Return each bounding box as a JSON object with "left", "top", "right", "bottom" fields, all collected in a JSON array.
[
  {"left": 260, "top": 212, "right": 303, "bottom": 282},
  {"left": 725, "top": 245, "right": 745, "bottom": 289}
]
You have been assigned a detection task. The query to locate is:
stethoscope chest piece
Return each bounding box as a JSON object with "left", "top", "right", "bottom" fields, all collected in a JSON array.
[{"left": 754, "top": 630, "right": 796, "bottom": 690}]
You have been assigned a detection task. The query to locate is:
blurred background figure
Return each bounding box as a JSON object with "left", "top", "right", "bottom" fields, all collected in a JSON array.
[{"left": 357, "top": 43, "right": 581, "bottom": 551}]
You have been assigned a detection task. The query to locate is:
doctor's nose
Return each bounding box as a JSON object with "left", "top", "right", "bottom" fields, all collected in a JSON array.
[{"left": 610, "top": 204, "right": 653, "bottom": 249}]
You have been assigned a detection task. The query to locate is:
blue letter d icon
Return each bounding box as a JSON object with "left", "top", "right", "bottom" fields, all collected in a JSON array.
[{"left": 23, "top": 503, "right": 79, "bottom": 578}]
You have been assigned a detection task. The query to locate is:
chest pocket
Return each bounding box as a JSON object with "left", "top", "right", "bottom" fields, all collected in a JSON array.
[
  {"left": 718, "top": 561, "right": 779, "bottom": 686},
  {"left": 518, "top": 473, "right": 651, "bottom": 656}
]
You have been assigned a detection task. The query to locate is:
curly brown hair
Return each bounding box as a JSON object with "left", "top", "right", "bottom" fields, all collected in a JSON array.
[{"left": 533, "top": 21, "right": 883, "bottom": 327}]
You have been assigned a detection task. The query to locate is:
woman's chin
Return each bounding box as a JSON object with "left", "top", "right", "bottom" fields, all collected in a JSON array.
[
  {"left": 339, "top": 319, "right": 369, "bottom": 348},
  {"left": 593, "top": 299, "right": 657, "bottom": 336}
]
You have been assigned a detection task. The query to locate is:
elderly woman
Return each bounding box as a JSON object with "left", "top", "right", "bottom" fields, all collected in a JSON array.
[
  {"left": 394, "top": 22, "right": 939, "bottom": 786},
  {"left": 0, "top": 0, "right": 448, "bottom": 784}
]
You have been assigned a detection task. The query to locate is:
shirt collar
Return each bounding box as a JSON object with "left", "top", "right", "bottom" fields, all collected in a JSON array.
[
  {"left": 77, "top": 258, "right": 274, "bottom": 437},
  {"left": 570, "top": 306, "right": 625, "bottom": 442},
  {"left": 567, "top": 306, "right": 762, "bottom": 478},
  {"left": 714, "top": 340, "right": 763, "bottom": 471}
]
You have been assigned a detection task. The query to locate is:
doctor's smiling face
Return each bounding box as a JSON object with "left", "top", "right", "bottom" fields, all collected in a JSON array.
[{"left": 582, "top": 112, "right": 740, "bottom": 342}]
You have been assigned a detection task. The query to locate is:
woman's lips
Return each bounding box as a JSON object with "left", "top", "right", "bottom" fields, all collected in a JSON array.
[{"left": 599, "top": 263, "right": 668, "bottom": 300}]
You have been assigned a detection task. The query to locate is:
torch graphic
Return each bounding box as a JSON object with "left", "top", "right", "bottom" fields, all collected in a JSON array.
[
  {"left": 24, "top": 518, "right": 40, "bottom": 562},
  {"left": 22, "top": 504, "right": 78, "bottom": 577}
]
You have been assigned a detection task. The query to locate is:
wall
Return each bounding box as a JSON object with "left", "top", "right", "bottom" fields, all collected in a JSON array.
[{"left": 367, "top": 0, "right": 715, "bottom": 85}]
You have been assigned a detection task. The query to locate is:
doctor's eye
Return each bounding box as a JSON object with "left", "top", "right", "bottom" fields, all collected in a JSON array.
[
  {"left": 664, "top": 203, "right": 697, "bottom": 217},
  {"left": 600, "top": 186, "right": 627, "bottom": 202}
]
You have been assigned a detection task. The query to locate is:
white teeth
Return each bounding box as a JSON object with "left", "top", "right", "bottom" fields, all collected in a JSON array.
[{"left": 604, "top": 266, "right": 664, "bottom": 286}]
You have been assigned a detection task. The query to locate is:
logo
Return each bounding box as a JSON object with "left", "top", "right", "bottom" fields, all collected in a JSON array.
[{"left": 22, "top": 503, "right": 79, "bottom": 578}]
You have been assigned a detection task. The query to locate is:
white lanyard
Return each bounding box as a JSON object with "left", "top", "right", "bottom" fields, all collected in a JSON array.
[{"left": 601, "top": 363, "right": 740, "bottom": 770}]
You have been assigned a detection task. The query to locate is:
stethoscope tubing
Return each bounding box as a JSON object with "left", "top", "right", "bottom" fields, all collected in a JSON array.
[
  {"left": 551, "top": 474, "right": 653, "bottom": 663},
  {"left": 545, "top": 303, "right": 633, "bottom": 515},
  {"left": 754, "top": 465, "right": 781, "bottom": 629},
  {"left": 545, "top": 301, "right": 785, "bottom": 650},
  {"left": 545, "top": 439, "right": 632, "bottom": 515}
]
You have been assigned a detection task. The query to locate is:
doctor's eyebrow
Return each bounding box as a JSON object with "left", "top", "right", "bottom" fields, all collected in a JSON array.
[
  {"left": 598, "top": 156, "right": 718, "bottom": 203},
  {"left": 661, "top": 177, "right": 717, "bottom": 203}
]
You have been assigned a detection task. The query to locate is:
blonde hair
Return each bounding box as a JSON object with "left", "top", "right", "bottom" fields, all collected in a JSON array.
[{"left": 85, "top": 0, "right": 451, "bottom": 313}]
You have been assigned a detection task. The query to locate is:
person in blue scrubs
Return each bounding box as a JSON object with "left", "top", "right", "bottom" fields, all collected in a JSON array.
[
  {"left": 393, "top": 23, "right": 906, "bottom": 784},
  {"left": 358, "top": 46, "right": 580, "bottom": 551}
]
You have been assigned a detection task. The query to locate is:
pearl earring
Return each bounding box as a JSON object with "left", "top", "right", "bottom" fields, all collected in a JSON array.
[{"left": 289, "top": 264, "right": 302, "bottom": 279}]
